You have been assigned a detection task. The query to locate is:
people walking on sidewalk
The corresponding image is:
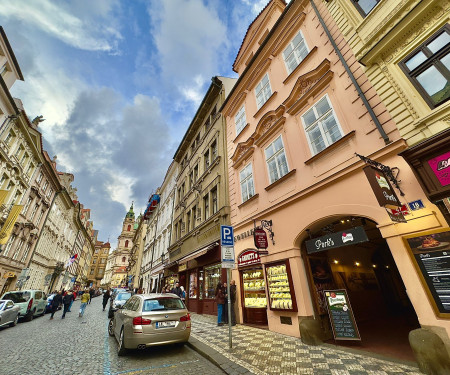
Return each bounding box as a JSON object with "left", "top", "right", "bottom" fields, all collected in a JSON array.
[
  {"left": 215, "top": 282, "right": 225, "bottom": 326},
  {"left": 68, "top": 290, "right": 76, "bottom": 312},
  {"left": 171, "top": 282, "right": 183, "bottom": 298},
  {"left": 50, "top": 291, "right": 62, "bottom": 320},
  {"left": 61, "top": 291, "right": 73, "bottom": 319},
  {"left": 79, "top": 290, "right": 90, "bottom": 317},
  {"left": 88, "top": 288, "right": 94, "bottom": 304},
  {"left": 102, "top": 288, "right": 111, "bottom": 311}
]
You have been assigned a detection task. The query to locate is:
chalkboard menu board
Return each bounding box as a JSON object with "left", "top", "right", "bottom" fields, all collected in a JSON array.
[
  {"left": 324, "top": 290, "right": 361, "bottom": 341},
  {"left": 404, "top": 229, "right": 450, "bottom": 317}
]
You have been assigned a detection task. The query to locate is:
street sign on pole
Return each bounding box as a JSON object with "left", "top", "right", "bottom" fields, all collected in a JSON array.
[{"left": 221, "top": 225, "right": 234, "bottom": 348}]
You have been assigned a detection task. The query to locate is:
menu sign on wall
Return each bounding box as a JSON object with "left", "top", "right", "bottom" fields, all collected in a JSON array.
[
  {"left": 427, "top": 151, "right": 450, "bottom": 187},
  {"left": 254, "top": 228, "right": 268, "bottom": 249},
  {"left": 324, "top": 290, "right": 360, "bottom": 341},
  {"left": 305, "top": 226, "right": 368, "bottom": 254},
  {"left": 363, "top": 166, "right": 402, "bottom": 209},
  {"left": 404, "top": 229, "right": 450, "bottom": 316}
]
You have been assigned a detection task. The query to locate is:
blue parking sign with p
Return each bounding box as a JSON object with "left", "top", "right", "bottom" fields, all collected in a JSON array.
[{"left": 221, "top": 225, "right": 234, "bottom": 247}]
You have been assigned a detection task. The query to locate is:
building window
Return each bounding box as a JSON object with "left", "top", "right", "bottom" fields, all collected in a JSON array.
[
  {"left": 4, "top": 130, "right": 15, "bottom": 146},
  {"left": 193, "top": 164, "right": 198, "bottom": 182},
  {"left": 265, "top": 135, "right": 289, "bottom": 184},
  {"left": 204, "top": 149, "right": 210, "bottom": 170},
  {"left": 101, "top": 258, "right": 106, "bottom": 264},
  {"left": 46, "top": 187, "right": 53, "bottom": 199},
  {"left": 235, "top": 105, "right": 247, "bottom": 135},
  {"left": 24, "top": 196, "right": 33, "bottom": 214},
  {"left": 36, "top": 172, "right": 43, "bottom": 184},
  {"left": 192, "top": 205, "right": 197, "bottom": 227},
  {"left": 30, "top": 204, "right": 39, "bottom": 220},
  {"left": 95, "top": 249, "right": 99, "bottom": 254},
  {"left": 93, "top": 259, "right": 97, "bottom": 264},
  {"left": 351, "top": 0, "right": 380, "bottom": 17},
  {"left": 211, "top": 140, "right": 217, "bottom": 160},
  {"left": 186, "top": 210, "right": 191, "bottom": 232},
  {"left": 283, "top": 30, "right": 309, "bottom": 74},
  {"left": 36, "top": 209, "right": 44, "bottom": 225},
  {"left": 14, "top": 144, "right": 24, "bottom": 158},
  {"left": 27, "top": 162, "right": 35, "bottom": 177},
  {"left": 127, "top": 224, "right": 131, "bottom": 231},
  {"left": 211, "top": 186, "right": 218, "bottom": 214},
  {"left": 301, "top": 95, "right": 344, "bottom": 155},
  {"left": 203, "top": 193, "right": 209, "bottom": 220},
  {"left": 399, "top": 25, "right": 450, "bottom": 108},
  {"left": 255, "top": 73, "right": 272, "bottom": 109},
  {"left": 240, "top": 163, "right": 255, "bottom": 202},
  {"left": 20, "top": 152, "right": 29, "bottom": 165},
  {"left": 0, "top": 174, "right": 8, "bottom": 188},
  {"left": 12, "top": 239, "right": 25, "bottom": 260},
  {"left": 125, "top": 240, "right": 129, "bottom": 248},
  {"left": 122, "top": 257, "right": 126, "bottom": 263},
  {"left": 20, "top": 243, "right": 31, "bottom": 263},
  {"left": 3, "top": 234, "right": 16, "bottom": 257},
  {"left": 90, "top": 269, "right": 94, "bottom": 275}
]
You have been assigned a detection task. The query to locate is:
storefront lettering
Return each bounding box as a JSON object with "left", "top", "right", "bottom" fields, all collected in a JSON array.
[
  {"left": 383, "top": 191, "right": 398, "bottom": 202},
  {"left": 437, "top": 158, "right": 450, "bottom": 171},
  {"left": 315, "top": 238, "right": 334, "bottom": 250},
  {"left": 234, "top": 229, "right": 254, "bottom": 242}
]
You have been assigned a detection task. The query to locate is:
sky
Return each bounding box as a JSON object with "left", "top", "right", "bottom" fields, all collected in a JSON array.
[{"left": 0, "top": 0, "right": 270, "bottom": 244}]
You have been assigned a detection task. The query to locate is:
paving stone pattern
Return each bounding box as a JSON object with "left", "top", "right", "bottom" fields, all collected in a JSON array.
[
  {"left": 0, "top": 296, "right": 223, "bottom": 375},
  {"left": 190, "top": 313, "right": 424, "bottom": 375}
]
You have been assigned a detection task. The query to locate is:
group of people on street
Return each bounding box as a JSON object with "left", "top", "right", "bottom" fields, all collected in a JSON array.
[
  {"left": 215, "top": 280, "right": 236, "bottom": 326},
  {"left": 167, "top": 282, "right": 186, "bottom": 301},
  {"left": 49, "top": 289, "right": 92, "bottom": 319}
]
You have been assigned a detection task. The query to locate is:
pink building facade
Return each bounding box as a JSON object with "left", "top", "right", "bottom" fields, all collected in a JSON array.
[{"left": 223, "top": 0, "right": 450, "bottom": 359}]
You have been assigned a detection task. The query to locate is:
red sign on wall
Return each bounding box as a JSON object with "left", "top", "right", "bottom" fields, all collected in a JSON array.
[
  {"left": 254, "top": 228, "right": 268, "bottom": 249},
  {"left": 238, "top": 249, "right": 261, "bottom": 267}
]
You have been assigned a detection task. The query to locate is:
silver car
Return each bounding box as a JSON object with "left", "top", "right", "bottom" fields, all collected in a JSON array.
[
  {"left": 0, "top": 300, "right": 20, "bottom": 328},
  {"left": 109, "top": 293, "right": 191, "bottom": 356}
]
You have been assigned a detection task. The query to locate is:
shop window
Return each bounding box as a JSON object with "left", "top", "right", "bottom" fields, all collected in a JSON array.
[
  {"left": 255, "top": 73, "right": 272, "bottom": 109},
  {"left": 399, "top": 25, "right": 450, "bottom": 108},
  {"left": 204, "top": 264, "right": 221, "bottom": 299},
  {"left": 265, "top": 260, "right": 297, "bottom": 311},
  {"left": 301, "top": 95, "right": 344, "bottom": 156},
  {"left": 235, "top": 104, "right": 247, "bottom": 136},
  {"left": 283, "top": 30, "right": 309, "bottom": 74},
  {"left": 240, "top": 163, "right": 255, "bottom": 202},
  {"left": 189, "top": 272, "right": 198, "bottom": 299},
  {"left": 242, "top": 269, "right": 267, "bottom": 308},
  {"left": 351, "top": 0, "right": 380, "bottom": 17},
  {"left": 265, "top": 135, "right": 289, "bottom": 184}
]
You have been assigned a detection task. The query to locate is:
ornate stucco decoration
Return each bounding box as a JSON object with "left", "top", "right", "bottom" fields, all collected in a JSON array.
[
  {"left": 252, "top": 105, "right": 286, "bottom": 147},
  {"left": 231, "top": 138, "right": 255, "bottom": 169},
  {"left": 283, "top": 59, "right": 333, "bottom": 115},
  {"left": 271, "top": 12, "right": 307, "bottom": 57}
]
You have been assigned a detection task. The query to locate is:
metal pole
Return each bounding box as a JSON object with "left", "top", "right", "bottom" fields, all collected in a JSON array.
[{"left": 227, "top": 268, "right": 232, "bottom": 349}]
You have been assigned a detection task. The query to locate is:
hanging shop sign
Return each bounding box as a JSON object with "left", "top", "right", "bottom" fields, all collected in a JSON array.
[
  {"left": 178, "top": 263, "right": 187, "bottom": 272},
  {"left": 324, "top": 289, "right": 361, "bottom": 341},
  {"left": 238, "top": 249, "right": 261, "bottom": 267},
  {"left": 404, "top": 228, "right": 450, "bottom": 317},
  {"left": 386, "top": 208, "right": 407, "bottom": 223},
  {"left": 254, "top": 228, "right": 268, "bottom": 249},
  {"left": 363, "top": 166, "right": 402, "bottom": 209},
  {"left": 427, "top": 151, "right": 450, "bottom": 187},
  {"left": 305, "top": 226, "right": 369, "bottom": 254}
]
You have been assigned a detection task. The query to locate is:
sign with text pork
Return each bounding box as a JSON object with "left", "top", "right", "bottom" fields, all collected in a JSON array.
[
  {"left": 305, "top": 226, "right": 369, "bottom": 254},
  {"left": 363, "top": 166, "right": 402, "bottom": 209}
]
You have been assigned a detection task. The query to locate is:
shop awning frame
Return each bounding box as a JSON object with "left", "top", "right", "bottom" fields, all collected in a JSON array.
[{"left": 177, "top": 242, "right": 219, "bottom": 265}]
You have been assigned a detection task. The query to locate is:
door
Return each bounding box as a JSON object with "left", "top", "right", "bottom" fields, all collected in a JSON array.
[{"left": 4, "top": 301, "right": 15, "bottom": 323}]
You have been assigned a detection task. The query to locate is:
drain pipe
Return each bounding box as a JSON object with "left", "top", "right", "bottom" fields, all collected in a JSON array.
[{"left": 310, "top": 0, "right": 390, "bottom": 145}]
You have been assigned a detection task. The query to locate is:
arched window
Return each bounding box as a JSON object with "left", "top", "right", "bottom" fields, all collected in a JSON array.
[
  {"left": 125, "top": 240, "right": 129, "bottom": 247},
  {"left": 127, "top": 225, "right": 131, "bottom": 231},
  {"left": 122, "top": 257, "right": 126, "bottom": 263}
]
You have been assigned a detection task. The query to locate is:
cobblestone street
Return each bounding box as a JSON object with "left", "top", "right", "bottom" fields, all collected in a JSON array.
[{"left": 0, "top": 296, "right": 223, "bottom": 375}]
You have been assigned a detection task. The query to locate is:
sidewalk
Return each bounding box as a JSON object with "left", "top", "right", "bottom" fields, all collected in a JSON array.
[{"left": 188, "top": 313, "right": 423, "bottom": 375}]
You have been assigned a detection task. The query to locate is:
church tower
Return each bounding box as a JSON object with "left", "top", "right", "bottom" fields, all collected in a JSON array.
[{"left": 111, "top": 202, "right": 136, "bottom": 287}]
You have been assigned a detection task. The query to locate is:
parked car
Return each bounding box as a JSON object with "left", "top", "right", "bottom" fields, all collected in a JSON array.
[
  {"left": 0, "top": 290, "right": 47, "bottom": 321},
  {"left": 0, "top": 300, "right": 20, "bottom": 328},
  {"left": 45, "top": 294, "right": 62, "bottom": 313},
  {"left": 109, "top": 293, "right": 191, "bottom": 356},
  {"left": 108, "top": 291, "right": 132, "bottom": 319}
]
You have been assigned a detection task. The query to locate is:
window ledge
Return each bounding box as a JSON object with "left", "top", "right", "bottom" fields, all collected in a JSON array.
[
  {"left": 283, "top": 46, "right": 318, "bottom": 85},
  {"left": 265, "top": 169, "right": 296, "bottom": 191},
  {"left": 238, "top": 193, "right": 259, "bottom": 209},
  {"left": 253, "top": 92, "right": 278, "bottom": 118},
  {"left": 304, "top": 131, "right": 356, "bottom": 165},
  {"left": 233, "top": 123, "right": 250, "bottom": 143}
]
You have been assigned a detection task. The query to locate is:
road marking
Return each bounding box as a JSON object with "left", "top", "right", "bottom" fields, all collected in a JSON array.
[{"left": 113, "top": 360, "right": 200, "bottom": 374}]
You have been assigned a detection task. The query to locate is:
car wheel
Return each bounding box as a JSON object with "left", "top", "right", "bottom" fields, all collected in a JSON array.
[
  {"left": 10, "top": 315, "right": 18, "bottom": 327},
  {"left": 108, "top": 319, "right": 114, "bottom": 337},
  {"left": 117, "top": 328, "right": 127, "bottom": 356},
  {"left": 24, "top": 310, "right": 34, "bottom": 322}
]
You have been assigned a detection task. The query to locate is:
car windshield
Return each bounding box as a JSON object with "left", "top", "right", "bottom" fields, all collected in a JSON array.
[
  {"left": 0, "top": 302, "right": 4, "bottom": 310},
  {"left": 143, "top": 298, "right": 185, "bottom": 311},
  {"left": 116, "top": 293, "right": 131, "bottom": 301},
  {"left": 2, "top": 292, "right": 30, "bottom": 303}
]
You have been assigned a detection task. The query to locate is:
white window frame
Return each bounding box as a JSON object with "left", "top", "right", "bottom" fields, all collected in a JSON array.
[
  {"left": 255, "top": 73, "right": 273, "bottom": 109},
  {"left": 12, "top": 239, "right": 25, "bottom": 260},
  {"left": 3, "top": 234, "right": 16, "bottom": 257},
  {"left": 301, "top": 94, "right": 344, "bottom": 156},
  {"left": 264, "top": 135, "right": 290, "bottom": 184},
  {"left": 20, "top": 243, "right": 32, "bottom": 263},
  {"left": 283, "top": 30, "right": 309, "bottom": 74},
  {"left": 235, "top": 105, "right": 247, "bottom": 135},
  {"left": 239, "top": 163, "right": 255, "bottom": 203}
]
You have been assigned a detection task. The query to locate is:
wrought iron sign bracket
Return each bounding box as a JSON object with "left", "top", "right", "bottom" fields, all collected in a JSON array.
[
  {"left": 260, "top": 219, "right": 275, "bottom": 245},
  {"left": 355, "top": 153, "right": 405, "bottom": 196}
]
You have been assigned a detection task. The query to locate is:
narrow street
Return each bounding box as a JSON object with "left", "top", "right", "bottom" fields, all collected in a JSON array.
[{"left": 0, "top": 296, "right": 223, "bottom": 375}]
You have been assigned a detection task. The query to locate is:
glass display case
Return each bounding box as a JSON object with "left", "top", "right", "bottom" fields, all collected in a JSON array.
[
  {"left": 265, "top": 260, "right": 297, "bottom": 311},
  {"left": 189, "top": 272, "right": 198, "bottom": 299},
  {"left": 242, "top": 268, "right": 267, "bottom": 309},
  {"left": 204, "top": 264, "right": 221, "bottom": 299}
]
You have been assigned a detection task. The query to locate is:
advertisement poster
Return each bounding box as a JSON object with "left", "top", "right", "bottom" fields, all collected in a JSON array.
[
  {"left": 404, "top": 229, "right": 450, "bottom": 316},
  {"left": 427, "top": 151, "right": 450, "bottom": 187}
]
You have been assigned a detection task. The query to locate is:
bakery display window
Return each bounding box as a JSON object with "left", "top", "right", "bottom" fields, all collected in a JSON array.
[
  {"left": 242, "top": 268, "right": 267, "bottom": 308},
  {"left": 204, "top": 264, "right": 221, "bottom": 299},
  {"left": 189, "top": 272, "right": 198, "bottom": 299},
  {"left": 265, "top": 260, "right": 297, "bottom": 311}
]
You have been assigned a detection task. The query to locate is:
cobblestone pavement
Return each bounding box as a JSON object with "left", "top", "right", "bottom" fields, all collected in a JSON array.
[
  {"left": 190, "top": 313, "right": 424, "bottom": 375},
  {"left": 0, "top": 296, "right": 223, "bottom": 375}
]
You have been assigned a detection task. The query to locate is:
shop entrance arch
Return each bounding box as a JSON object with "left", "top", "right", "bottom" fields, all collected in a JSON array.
[{"left": 301, "top": 216, "right": 420, "bottom": 361}]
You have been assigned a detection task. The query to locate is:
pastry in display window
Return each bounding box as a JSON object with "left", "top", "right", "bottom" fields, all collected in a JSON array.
[
  {"left": 266, "top": 262, "right": 296, "bottom": 311},
  {"left": 242, "top": 268, "right": 267, "bottom": 309}
]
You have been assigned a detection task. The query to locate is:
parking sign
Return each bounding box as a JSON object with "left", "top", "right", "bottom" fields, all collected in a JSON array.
[{"left": 221, "top": 225, "right": 234, "bottom": 247}]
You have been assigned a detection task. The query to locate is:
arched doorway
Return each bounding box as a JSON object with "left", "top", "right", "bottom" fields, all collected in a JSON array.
[{"left": 302, "top": 216, "right": 420, "bottom": 361}]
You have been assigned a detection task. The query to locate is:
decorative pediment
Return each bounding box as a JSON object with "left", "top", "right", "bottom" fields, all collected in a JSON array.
[
  {"left": 252, "top": 105, "right": 286, "bottom": 146},
  {"left": 283, "top": 59, "right": 333, "bottom": 114},
  {"left": 231, "top": 138, "right": 255, "bottom": 168},
  {"left": 272, "top": 12, "right": 307, "bottom": 56}
]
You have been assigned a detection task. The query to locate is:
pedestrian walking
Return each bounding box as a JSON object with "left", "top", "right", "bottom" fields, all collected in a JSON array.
[
  {"left": 180, "top": 286, "right": 186, "bottom": 302},
  {"left": 88, "top": 288, "right": 94, "bottom": 304},
  {"left": 222, "top": 282, "right": 228, "bottom": 324},
  {"left": 170, "top": 282, "right": 183, "bottom": 298},
  {"left": 102, "top": 288, "right": 111, "bottom": 311},
  {"left": 50, "top": 291, "right": 62, "bottom": 320},
  {"left": 215, "top": 282, "right": 225, "bottom": 326},
  {"left": 68, "top": 290, "right": 76, "bottom": 312},
  {"left": 61, "top": 291, "right": 73, "bottom": 319},
  {"left": 79, "top": 289, "right": 90, "bottom": 317},
  {"left": 230, "top": 280, "right": 237, "bottom": 325}
]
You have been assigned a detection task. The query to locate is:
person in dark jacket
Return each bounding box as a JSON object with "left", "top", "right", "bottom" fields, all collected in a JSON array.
[
  {"left": 61, "top": 291, "right": 73, "bottom": 319},
  {"left": 230, "top": 280, "right": 237, "bottom": 326},
  {"left": 222, "top": 282, "right": 229, "bottom": 324},
  {"left": 170, "top": 282, "right": 183, "bottom": 298},
  {"left": 102, "top": 289, "right": 111, "bottom": 311},
  {"left": 88, "top": 288, "right": 94, "bottom": 304},
  {"left": 50, "top": 291, "right": 62, "bottom": 320},
  {"left": 215, "top": 282, "right": 225, "bottom": 326}
]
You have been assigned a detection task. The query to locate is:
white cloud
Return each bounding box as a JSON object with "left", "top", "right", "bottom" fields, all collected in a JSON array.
[
  {"left": 242, "top": 0, "right": 269, "bottom": 15},
  {"left": 106, "top": 173, "right": 137, "bottom": 209}
]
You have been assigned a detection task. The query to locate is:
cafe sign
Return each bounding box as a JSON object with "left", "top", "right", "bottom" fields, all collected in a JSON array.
[
  {"left": 428, "top": 151, "right": 450, "bottom": 187},
  {"left": 306, "top": 226, "right": 369, "bottom": 254},
  {"left": 254, "top": 228, "right": 268, "bottom": 249},
  {"left": 363, "top": 166, "right": 402, "bottom": 209},
  {"left": 238, "top": 249, "right": 261, "bottom": 267}
]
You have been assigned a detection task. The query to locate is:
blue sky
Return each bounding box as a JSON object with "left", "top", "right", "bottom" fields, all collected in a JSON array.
[{"left": 0, "top": 0, "right": 269, "bottom": 243}]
